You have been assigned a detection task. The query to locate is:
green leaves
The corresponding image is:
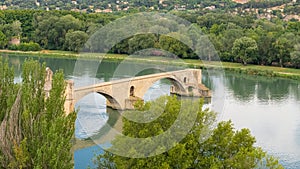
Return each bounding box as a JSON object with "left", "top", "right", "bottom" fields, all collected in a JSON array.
[
  {"left": 128, "top": 33, "right": 157, "bottom": 55},
  {"left": 0, "top": 58, "right": 17, "bottom": 122},
  {"left": 291, "top": 44, "right": 300, "bottom": 68},
  {"left": 64, "top": 30, "right": 89, "bottom": 52},
  {"left": 35, "top": 14, "right": 83, "bottom": 50},
  {"left": 0, "top": 31, "right": 7, "bottom": 49},
  {"left": 232, "top": 37, "right": 258, "bottom": 65},
  {"left": 95, "top": 96, "right": 283, "bottom": 169},
  {"left": 272, "top": 37, "right": 293, "bottom": 67},
  {"left": 0, "top": 59, "right": 75, "bottom": 169}
]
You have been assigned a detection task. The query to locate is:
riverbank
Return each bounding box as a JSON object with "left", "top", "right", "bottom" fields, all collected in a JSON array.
[{"left": 1, "top": 49, "right": 300, "bottom": 80}]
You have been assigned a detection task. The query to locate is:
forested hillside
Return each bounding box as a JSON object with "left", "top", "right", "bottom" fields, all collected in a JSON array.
[{"left": 0, "top": 0, "right": 299, "bottom": 15}]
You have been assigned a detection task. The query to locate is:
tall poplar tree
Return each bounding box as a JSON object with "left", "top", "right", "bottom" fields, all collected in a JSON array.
[{"left": 0, "top": 59, "right": 76, "bottom": 169}]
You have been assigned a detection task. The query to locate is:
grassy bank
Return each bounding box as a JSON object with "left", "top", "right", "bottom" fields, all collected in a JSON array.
[
  {"left": 1, "top": 49, "right": 300, "bottom": 80},
  {"left": 211, "top": 61, "right": 300, "bottom": 80}
]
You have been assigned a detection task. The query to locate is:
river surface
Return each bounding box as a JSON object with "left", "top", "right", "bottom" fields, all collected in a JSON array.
[{"left": 5, "top": 54, "right": 300, "bottom": 169}]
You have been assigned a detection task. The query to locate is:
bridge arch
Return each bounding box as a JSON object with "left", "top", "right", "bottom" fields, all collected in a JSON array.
[
  {"left": 75, "top": 90, "right": 122, "bottom": 110},
  {"left": 138, "top": 76, "right": 187, "bottom": 100},
  {"left": 166, "top": 77, "right": 186, "bottom": 93},
  {"left": 74, "top": 92, "right": 123, "bottom": 140},
  {"left": 97, "top": 92, "right": 122, "bottom": 110}
]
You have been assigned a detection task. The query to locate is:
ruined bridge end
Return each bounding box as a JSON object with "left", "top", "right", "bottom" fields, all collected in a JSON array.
[{"left": 64, "top": 80, "right": 75, "bottom": 115}]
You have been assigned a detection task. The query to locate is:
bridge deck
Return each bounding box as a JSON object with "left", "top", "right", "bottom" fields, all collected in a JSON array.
[{"left": 74, "top": 69, "right": 191, "bottom": 92}]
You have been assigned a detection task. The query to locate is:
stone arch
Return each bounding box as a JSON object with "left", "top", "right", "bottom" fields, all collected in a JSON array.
[
  {"left": 167, "top": 77, "right": 186, "bottom": 92},
  {"left": 140, "top": 76, "right": 186, "bottom": 99},
  {"left": 75, "top": 90, "right": 122, "bottom": 110},
  {"left": 98, "top": 92, "right": 122, "bottom": 110}
]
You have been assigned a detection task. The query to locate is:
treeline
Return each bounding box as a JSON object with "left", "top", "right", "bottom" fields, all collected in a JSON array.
[
  {"left": 0, "top": 10, "right": 122, "bottom": 51},
  {"left": 197, "top": 13, "right": 300, "bottom": 67},
  {"left": 0, "top": 9, "right": 299, "bottom": 68},
  {"left": 87, "top": 11, "right": 300, "bottom": 68}
]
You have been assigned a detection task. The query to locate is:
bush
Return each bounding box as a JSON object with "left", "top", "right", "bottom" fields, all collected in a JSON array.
[
  {"left": 8, "top": 42, "right": 42, "bottom": 51},
  {"left": 8, "top": 44, "right": 18, "bottom": 50}
]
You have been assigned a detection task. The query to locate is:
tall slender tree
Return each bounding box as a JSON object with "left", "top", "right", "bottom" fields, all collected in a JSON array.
[{"left": 0, "top": 59, "right": 76, "bottom": 169}]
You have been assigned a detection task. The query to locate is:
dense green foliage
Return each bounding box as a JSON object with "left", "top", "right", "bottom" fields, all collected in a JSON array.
[
  {"left": 291, "top": 44, "right": 300, "bottom": 68},
  {"left": 0, "top": 5, "right": 298, "bottom": 67},
  {"left": 0, "top": 59, "right": 76, "bottom": 168},
  {"left": 9, "top": 42, "right": 41, "bottom": 51},
  {"left": 64, "top": 31, "right": 89, "bottom": 52},
  {"left": 0, "top": 59, "right": 17, "bottom": 122},
  {"left": 0, "top": 0, "right": 298, "bottom": 13},
  {"left": 94, "top": 96, "right": 283, "bottom": 169},
  {"left": 232, "top": 37, "right": 258, "bottom": 65}
]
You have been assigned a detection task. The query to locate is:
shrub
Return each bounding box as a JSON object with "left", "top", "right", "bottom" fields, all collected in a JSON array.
[
  {"left": 8, "top": 44, "right": 19, "bottom": 50},
  {"left": 8, "top": 42, "right": 42, "bottom": 51}
]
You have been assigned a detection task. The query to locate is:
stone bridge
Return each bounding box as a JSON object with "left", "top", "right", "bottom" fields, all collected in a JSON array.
[{"left": 63, "top": 69, "right": 211, "bottom": 114}]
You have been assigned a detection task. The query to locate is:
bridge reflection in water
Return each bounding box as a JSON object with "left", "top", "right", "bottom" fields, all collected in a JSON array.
[{"left": 72, "top": 108, "right": 122, "bottom": 151}]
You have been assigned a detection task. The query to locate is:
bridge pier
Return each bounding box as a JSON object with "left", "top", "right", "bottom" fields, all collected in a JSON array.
[
  {"left": 170, "top": 84, "right": 211, "bottom": 98},
  {"left": 125, "top": 97, "right": 144, "bottom": 110},
  {"left": 64, "top": 80, "right": 75, "bottom": 115}
]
